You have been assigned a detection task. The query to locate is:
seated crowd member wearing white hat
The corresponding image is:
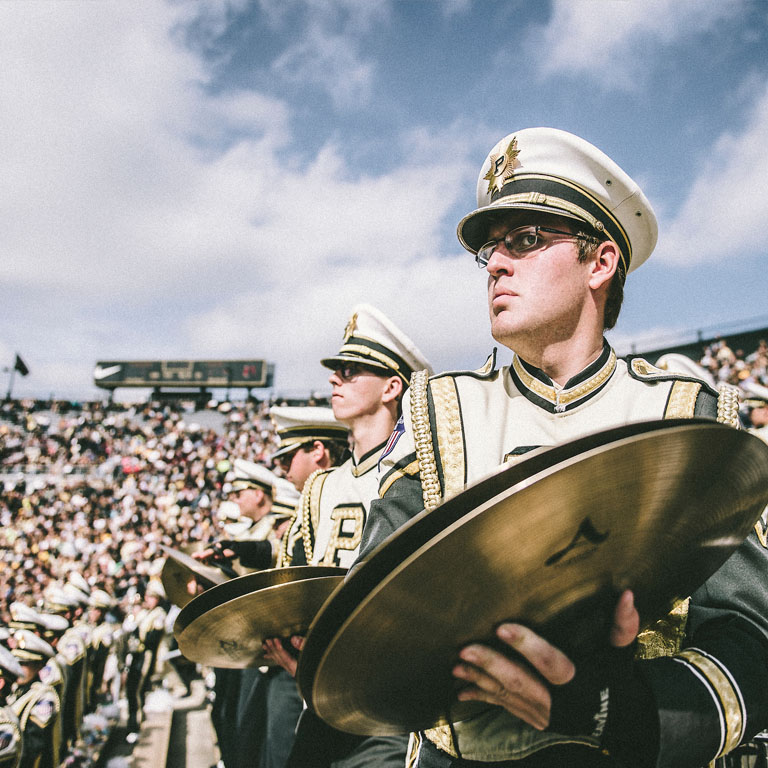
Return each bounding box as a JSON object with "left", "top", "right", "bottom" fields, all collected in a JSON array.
[
  {"left": 230, "top": 407, "right": 349, "bottom": 768},
  {"left": 265, "top": 304, "right": 433, "bottom": 768},
  {"left": 357, "top": 127, "right": 763, "bottom": 768},
  {"left": 271, "top": 406, "right": 350, "bottom": 567}
]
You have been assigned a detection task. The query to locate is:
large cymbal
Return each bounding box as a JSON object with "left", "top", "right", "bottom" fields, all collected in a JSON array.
[
  {"left": 161, "top": 545, "right": 230, "bottom": 609},
  {"left": 298, "top": 419, "right": 768, "bottom": 736},
  {"left": 175, "top": 566, "right": 346, "bottom": 668}
]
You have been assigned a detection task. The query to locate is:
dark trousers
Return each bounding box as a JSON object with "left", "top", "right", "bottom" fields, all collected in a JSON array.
[
  {"left": 211, "top": 668, "right": 242, "bottom": 768},
  {"left": 260, "top": 669, "right": 303, "bottom": 768},
  {"left": 414, "top": 737, "right": 617, "bottom": 768},
  {"left": 125, "top": 654, "right": 144, "bottom": 732},
  {"left": 286, "top": 709, "right": 407, "bottom": 768}
]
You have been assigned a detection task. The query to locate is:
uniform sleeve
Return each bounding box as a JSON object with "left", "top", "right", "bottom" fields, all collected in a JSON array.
[
  {"left": 225, "top": 538, "right": 274, "bottom": 569},
  {"left": 611, "top": 389, "right": 768, "bottom": 767},
  {"left": 634, "top": 529, "right": 768, "bottom": 767}
]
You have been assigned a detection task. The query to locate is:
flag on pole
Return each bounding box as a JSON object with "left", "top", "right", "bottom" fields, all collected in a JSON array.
[{"left": 14, "top": 354, "right": 29, "bottom": 377}]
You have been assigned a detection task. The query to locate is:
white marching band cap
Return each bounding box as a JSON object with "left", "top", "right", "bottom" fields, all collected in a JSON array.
[
  {"left": 88, "top": 589, "right": 116, "bottom": 610},
  {"left": 146, "top": 580, "right": 166, "bottom": 600},
  {"left": 270, "top": 406, "right": 349, "bottom": 461},
  {"left": 62, "top": 583, "right": 90, "bottom": 605},
  {"left": 230, "top": 459, "right": 276, "bottom": 495},
  {"left": 11, "top": 629, "right": 55, "bottom": 662},
  {"left": 217, "top": 500, "right": 243, "bottom": 522},
  {"left": 45, "top": 585, "right": 80, "bottom": 612},
  {"left": 8, "top": 603, "right": 46, "bottom": 631},
  {"left": 39, "top": 613, "right": 70, "bottom": 636},
  {"left": 457, "top": 127, "right": 658, "bottom": 280},
  {"left": 68, "top": 572, "right": 91, "bottom": 596},
  {"left": 0, "top": 643, "right": 23, "bottom": 679},
  {"left": 321, "top": 304, "right": 433, "bottom": 385},
  {"left": 271, "top": 476, "right": 301, "bottom": 519}
]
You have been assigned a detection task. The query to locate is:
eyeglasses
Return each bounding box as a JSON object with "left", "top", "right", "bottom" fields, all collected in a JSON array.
[
  {"left": 332, "top": 363, "right": 379, "bottom": 382},
  {"left": 475, "top": 225, "right": 590, "bottom": 268}
]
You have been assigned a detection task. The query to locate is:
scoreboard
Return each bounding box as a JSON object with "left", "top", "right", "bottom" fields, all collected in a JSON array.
[{"left": 93, "top": 359, "right": 274, "bottom": 390}]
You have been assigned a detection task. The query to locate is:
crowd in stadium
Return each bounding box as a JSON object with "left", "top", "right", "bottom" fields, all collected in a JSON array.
[{"left": 1, "top": 335, "right": 768, "bottom": 767}]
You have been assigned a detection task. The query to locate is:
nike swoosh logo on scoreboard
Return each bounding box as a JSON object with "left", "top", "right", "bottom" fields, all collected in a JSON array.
[{"left": 94, "top": 364, "right": 123, "bottom": 380}]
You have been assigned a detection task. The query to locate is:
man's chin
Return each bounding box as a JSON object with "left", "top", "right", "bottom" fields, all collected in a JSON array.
[{"left": 490, "top": 320, "right": 520, "bottom": 349}]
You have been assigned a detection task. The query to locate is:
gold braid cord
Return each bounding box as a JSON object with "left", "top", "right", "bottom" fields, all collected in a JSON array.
[
  {"left": 300, "top": 469, "right": 329, "bottom": 564},
  {"left": 411, "top": 370, "right": 456, "bottom": 755},
  {"left": 717, "top": 383, "right": 741, "bottom": 427},
  {"left": 410, "top": 369, "right": 442, "bottom": 512},
  {"left": 276, "top": 512, "right": 298, "bottom": 568}
]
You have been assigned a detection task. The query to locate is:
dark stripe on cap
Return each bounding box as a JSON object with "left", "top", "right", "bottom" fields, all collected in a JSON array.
[
  {"left": 279, "top": 426, "right": 348, "bottom": 442},
  {"left": 340, "top": 336, "right": 412, "bottom": 381},
  {"left": 231, "top": 478, "right": 272, "bottom": 494},
  {"left": 469, "top": 174, "right": 631, "bottom": 274}
]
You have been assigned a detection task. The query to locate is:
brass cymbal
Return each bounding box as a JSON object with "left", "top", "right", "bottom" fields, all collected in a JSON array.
[
  {"left": 175, "top": 566, "right": 346, "bottom": 668},
  {"left": 298, "top": 419, "right": 768, "bottom": 736},
  {"left": 161, "top": 545, "right": 230, "bottom": 609}
]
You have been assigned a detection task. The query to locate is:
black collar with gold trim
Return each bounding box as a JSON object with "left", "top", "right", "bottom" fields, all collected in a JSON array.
[
  {"left": 510, "top": 340, "right": 617, "bottom": 414},
  {"left": 351, "top": 440, "right": 388, "bottom": 477}
]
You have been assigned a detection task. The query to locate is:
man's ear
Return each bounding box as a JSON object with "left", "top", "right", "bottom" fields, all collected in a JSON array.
[
  {"left": 309, "top": 440, "right": 327, "bottom": 463},
  {"left": 381, "top": 376, "right": 404, "bottom": 405},
  {"left": 587, "top": 240, "right": 620, "bottom": 292}
]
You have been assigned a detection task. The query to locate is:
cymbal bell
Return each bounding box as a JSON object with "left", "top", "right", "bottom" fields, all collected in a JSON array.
[
  {"left": 161, "top": 545, "right": 230, "bottom": 609},
  {"left": 298, "top": 419, "right": 768, "bottom": 736},
  {"left": 175, "top": 566, "right": 346, "bottom": 668}
]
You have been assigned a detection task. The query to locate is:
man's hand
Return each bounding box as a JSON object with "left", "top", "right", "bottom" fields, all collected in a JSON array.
[
  {"left": 262, "top": 635, "right": 305, "bottom": 677},
  {"left": 192, "top": 544, "right": 235, "bottom": 562},
  {"left": 452, "top": 590, "right": 640, "bottom": 731}
]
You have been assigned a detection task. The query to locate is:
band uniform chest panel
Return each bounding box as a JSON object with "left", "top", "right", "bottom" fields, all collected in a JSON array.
[
  {"left": 434, "top": 359, "right": 674, "bottom": 494},
  {"left": 311, "top": 453, "right": 381, "bottom": 570}
]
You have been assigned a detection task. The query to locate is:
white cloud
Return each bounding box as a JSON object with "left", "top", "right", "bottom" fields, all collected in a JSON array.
[
  {"left": 184, "top": 252, "right": 493, "bottom": 396},
  {"left": 272, "top": 29, "right": 374, "bottom": 109},
  {"left": 658, "top": 78, "right": 768, "bottom": 266},
  {"left": 268, "top": 0, "right": 391, "bottom": 109},
  {"left": 532, "top": 0, "right": 743, "bottom": 89},
  {"left": 0, "top": 0, "right": 480, "bottom": 398}
]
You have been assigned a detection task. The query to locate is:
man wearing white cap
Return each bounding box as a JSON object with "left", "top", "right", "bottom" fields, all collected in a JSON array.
[
  {"left": 266, "top": 304, "right": 433, "bottom": 768},
  {"left": 124, "top": 580, "right": 167, "bottom": 742},
  {"left": 359, "top": 128, "right": 766, "bottom": 767},
  {"left": 271, "top": 405, "right": 350, "bottom": 567},
  {"left": 194, "top": 459, "right": 278, "bottom": 579},
  {"left": 233, "top": 407, "right": 350, "bottom": 768},
  {"left": 0, "top": 641, "right": 23, "bottom": 768},
  {"left": 8, "top": 630, "right": 61, "bottom": 768}
]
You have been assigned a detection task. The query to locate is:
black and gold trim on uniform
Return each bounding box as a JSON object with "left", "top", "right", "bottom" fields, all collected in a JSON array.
[
  {"left": 379, "top": 453, "right": 420, "bottom": 498},
  {"left": 351, "top": 440, "right": 387, "bottom": 478},
  {"left": 430, "top": 350, "right": 499, "bottom": 384},
  {"left": 673, "top": 648, "right": 745, "bottom": 758},
  {"left": 510, "top": 341, "right": 617, "bottom": 414}
]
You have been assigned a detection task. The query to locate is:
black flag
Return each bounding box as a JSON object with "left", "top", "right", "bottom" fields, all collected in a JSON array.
[{"left": 14, "top": 354, "right": 29, "bottom": 377}]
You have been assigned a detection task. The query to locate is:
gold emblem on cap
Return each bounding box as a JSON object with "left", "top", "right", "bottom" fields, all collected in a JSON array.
[
  {"left": 484, "top": 137, "right": 520, "bottom": 196},
  {"left": 343, "top": 313, "right": 358, "bottom": 343}
]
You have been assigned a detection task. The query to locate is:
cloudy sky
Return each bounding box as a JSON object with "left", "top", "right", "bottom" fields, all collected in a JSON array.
[{"left": 2, "top": 0, "right": 767, "bottom": 400}]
